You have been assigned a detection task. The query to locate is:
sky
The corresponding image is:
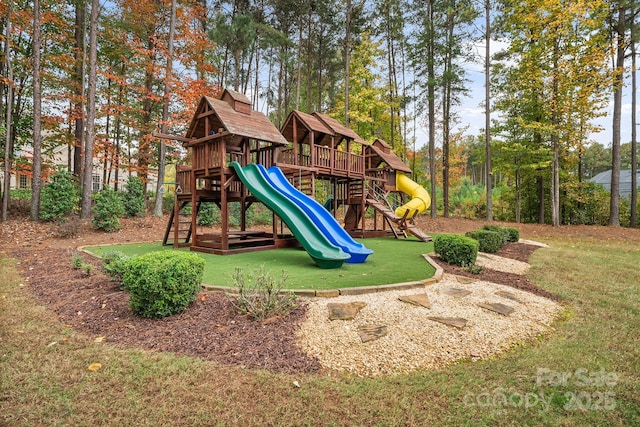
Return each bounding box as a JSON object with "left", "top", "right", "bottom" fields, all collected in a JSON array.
[{"left": 432, "top": 40, "right": 637, "bottom": 151}]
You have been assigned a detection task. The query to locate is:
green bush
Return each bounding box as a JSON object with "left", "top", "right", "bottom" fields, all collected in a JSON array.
[
  {"left": 228, "top": 266, "right": 297, "bottom": 321},
  {"left": 40, "top": 170, "right": 79, "bottom": 221},
  {"left": 121, "top": 176, "right": 146, "bottom": 217},
  {"left": 102, "top": 251, "right": 131, "bottom": 282},
  {"left": 71, "top": 253, "right": 93, "bottom": 276},
  {"left": 433, "top": 234, "right": 479, "bottom": 267},
  {"left": 71, "top": 254, "right": 83, "bottom": 269},
  {"left": 482, "top": 224, "right": 520, "bottom": 243},
  {"left": 162, "top": 192, "right": 175, "bottom": 214},
  {"left": 123, "top": 251, "right": 204, "bottom": 318},
  {"left": 482, "top": 225, "right": 508, "bottom": 243},
  {"left": 465, "top": 263, "right": 484, "bottom": 274},
  {"left": 92, "top": 187, "right": 125, "bottom": 232},
  {"left": 465, "top": 229, "right": 504, "bottom": 253},
  {"left": 503, "top": 226, "right": 519, "bottom": 242},
  {"left": 197, "top": 202, "right": 220, "bottom": 226},
  {"left": 247, "top": 204, "right": 273, "bottom": 226}
]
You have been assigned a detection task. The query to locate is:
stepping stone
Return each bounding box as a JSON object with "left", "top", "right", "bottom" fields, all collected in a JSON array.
[
  {"left": 455, "top": 276, "right": 476, "bottom": 284},
  {"left": 398, "top": 293, "right": 432, "bottom": 309},
  {"left": 478, "top": 302, "right": 515, "bottom": 316},
  {"left": 358, "top": 325, "right": 388, "bottom": 343},
  {"left": 441, "top": 287, "right": 472, "bottom": 298},
  {"left": 428, "top": 316, "right": 467, "bottom": 328},
  {"left": 495, "top": 290, "right": 523, "bottom": 304},
  {"left": 327, "top": 301, "right": 366, "bottom": 320}
]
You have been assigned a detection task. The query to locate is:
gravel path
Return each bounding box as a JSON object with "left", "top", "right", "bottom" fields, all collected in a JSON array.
[{"left": 297, "top": 259, "right": 562, "bottom": 377}]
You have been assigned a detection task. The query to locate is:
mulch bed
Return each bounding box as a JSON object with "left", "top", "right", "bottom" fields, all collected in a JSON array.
[
  {"left": 434, "top": 242, "right": 561, "bottom": 302},
  {"left": 13, "top": 241, "right": 557, "bottom": 373},
  {"left": 17, "top": 248, "right": 320, "bottom": 373}
]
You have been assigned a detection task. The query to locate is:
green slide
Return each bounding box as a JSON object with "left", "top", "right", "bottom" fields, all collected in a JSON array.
[{"left": 229, "top": 162, "right": 349, "bottom": 269}]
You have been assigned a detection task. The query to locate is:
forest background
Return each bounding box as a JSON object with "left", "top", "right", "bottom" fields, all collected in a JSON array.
[{"left": 1, "top": 0, "right": 639, "bottom": 227}]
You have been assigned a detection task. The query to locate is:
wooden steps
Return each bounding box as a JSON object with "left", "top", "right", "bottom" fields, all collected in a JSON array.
[
  {"left": 163, "top": 200, "right": 199, "bottom": 247},
  {"left": 365, "top": 198, "right": 432, "bottom": 243}
]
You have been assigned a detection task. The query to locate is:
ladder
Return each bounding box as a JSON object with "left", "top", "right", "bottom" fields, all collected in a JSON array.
[
  {"left": 365, "top": 184, "right": 432, "bottom": 242},
  {"left": 163, "top": 199, "right": 201, "bottom": 247}
]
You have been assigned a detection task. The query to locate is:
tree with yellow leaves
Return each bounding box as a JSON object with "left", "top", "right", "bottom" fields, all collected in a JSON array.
[
  {"left": 495, "top": 0, "right": 612, "bottom": 225},
  {"left": 332, "top": 32, "right": 403, "bottom": 153}
]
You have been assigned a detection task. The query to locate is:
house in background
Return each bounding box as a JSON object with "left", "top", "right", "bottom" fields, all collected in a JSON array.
[
  {"left": 589, "top": 169, "right": 640, "bottom": 197},
  {"left": 6, "top": 143, "right": 158, "bottom": 192}
]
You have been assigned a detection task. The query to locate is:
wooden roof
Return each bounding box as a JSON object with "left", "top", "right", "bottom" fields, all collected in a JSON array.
[
  {"left": 281, "top": 110, "right": 335, "bottom": 146},
  {"left": 185, "top": 92, "right": 287, "bottom": 146},
  {"left": 367, "top": 138, "right": 412, "bottom": 173},
  {"left": 313, "top": 113, "right": 367, "bottom": 145}
]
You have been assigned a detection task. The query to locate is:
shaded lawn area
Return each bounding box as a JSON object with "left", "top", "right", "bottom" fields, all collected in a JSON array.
[{"left": 84, "top": 237, "right": 436, "bottom": 290}]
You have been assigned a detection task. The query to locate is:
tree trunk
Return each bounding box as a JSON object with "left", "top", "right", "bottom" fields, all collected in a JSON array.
[
  {"left": 631, "top": 10, "right": 637, "bottom": 228},
  {"left": 538, "top": 175, "right": 545, "bottom": 224},
  {"left": 73, "top": 0, "right": 85, "bottom": 178},
  {"left": 295, "top": 15, "right": 302, "bottom": 110},
  {"left": 154, "top": 0, "right": 176, "bottom": 217},
  {"left": 485, "top": 0, "right": 493, "bottom": 221},
  {"left": 31, "top": 0, "right": 43, "bottom": 221},
  {"left": 2, "top": 2, "right": 14, "bottom": 222},
  {"left": 81, "top": 0, "right": 99, "bottom": 219},
  {"left": 515, "top": 166, "right": 521, "bottom": 223},
  {"left": 442, "top": 9, "right": 454, "bottom": 218},
  {"left": 610, "top": 7, "right": 625, "bottom": 227},
  {"left": 114, "top": 62, "right": 125, "bottom": 191},
  {"left": 385, "top": 4, "right": 397, "bottom": 149},
  {"left": 551, "top": 39, "right": 560, "bottom": 227},
  {"left": 428, "top": 0, "right": 436, "bottom": 218},
  {"left": 345, "top": 0, "right": 352, "bottom": 127}
]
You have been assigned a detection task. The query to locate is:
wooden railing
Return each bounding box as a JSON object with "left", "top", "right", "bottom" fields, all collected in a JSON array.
[
  {"left": 252, "top": 146, "right": 276, "bottom": 168},
  {"left": 366, "top": 168, "right": 386, "bottom": 183},
  {"left": 279, "top": 145, "right": 364, "bottom": 176},
  {"left": 191, "top": 139, "right": 224, "bottom": 172},
  {"left": 176, "top": 167, "right": 192, "bottom": 194}
]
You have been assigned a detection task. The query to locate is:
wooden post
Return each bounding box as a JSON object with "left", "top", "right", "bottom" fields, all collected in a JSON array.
[
  {"left": 220, "top": 139, "right": 228, "bottom": 251},
  {"left": 190, "top": 170, "right": 197, "bottom": 248},
  {"left": 173, "top": 194, "right": 179, "bottom": 247},
  {"left": 293, "top": 115, "right": 299, "bottom": 166}
]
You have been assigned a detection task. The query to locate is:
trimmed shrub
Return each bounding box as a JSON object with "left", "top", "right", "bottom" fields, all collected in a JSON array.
[
  {"left": 465, "top": 229, "right": 504, "bottom": 253},
  {"left": 92, "top": 187, "right": 125, "bottom": 232},
  {"left": 482, "top": 225, "right": 509, "bottom": 243},
  {"left": 102, "top": 251, "right": 131, "bottom": 282},
  {"left": 228, "top": 266, "right": 297, "bottom": 321},
  {"left": 121, "top": 176, "right": 146, "bottom": 217},
  {"left": 502, "top": 226, "right": 519, "bottom": 242},
  {"left": 482, "top": 224, "right": 520, "bottom": 243},
  {"left": 123, "top": 251, "right": 204, "bottom": 318},
  {"left": 40, "top": 170, "right": 80, "bottom": 221},
  {"left": 504, "top": 227, "right": 519, "bottom": 242},
  {"left": 433, "top": 234, "right": 479, "bottom": 267}
]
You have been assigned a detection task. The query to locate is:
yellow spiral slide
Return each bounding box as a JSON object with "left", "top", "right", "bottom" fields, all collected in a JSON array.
[{"left": 394, "top": 173, "right": 431, "bottom": 217}]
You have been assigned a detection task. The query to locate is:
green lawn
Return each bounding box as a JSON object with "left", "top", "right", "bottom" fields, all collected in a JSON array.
[
  {"left": 1, "top": 236, "right": 639, "bottom": 426},
  {"left": 84, "top": 237, "right": 436, "bottom": 290}
]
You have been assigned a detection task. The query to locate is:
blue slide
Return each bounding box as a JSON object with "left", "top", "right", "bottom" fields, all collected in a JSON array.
[
  {"left": 229, "top": 162, "right": 349, "bottom": 269},
  {"left": 259, "top": 165, "right": 373, "bottom": 263}
]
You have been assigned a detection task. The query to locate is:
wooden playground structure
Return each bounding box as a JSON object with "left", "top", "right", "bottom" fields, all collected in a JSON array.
[{"left": 156, "top": 89, "right": 431, "bottom": 257}]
